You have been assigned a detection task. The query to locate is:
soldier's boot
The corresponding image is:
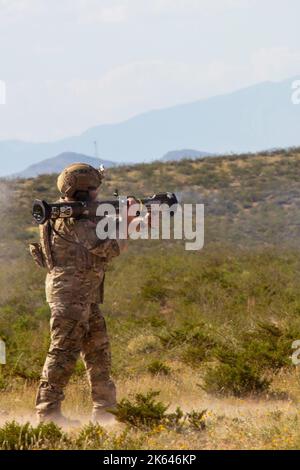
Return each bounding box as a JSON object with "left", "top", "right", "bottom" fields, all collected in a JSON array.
[
  {"left": 38, "top": 410, "right": 81, "bottom": 428},
  {"left": 36, "top": 312, "right": 87, "bottom": 428}
]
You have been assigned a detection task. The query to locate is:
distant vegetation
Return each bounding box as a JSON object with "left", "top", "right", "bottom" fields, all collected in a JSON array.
[
  {"left": 1, "top": 147, "right": 300, "bottom": 449},
  {"left": 3, "top": 146, "right": 300, "bottom": 253}
]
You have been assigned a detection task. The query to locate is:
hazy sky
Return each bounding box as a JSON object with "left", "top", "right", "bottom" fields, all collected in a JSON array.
[{"left": 0, "top": 0, "right": 299, "bottom": 141}]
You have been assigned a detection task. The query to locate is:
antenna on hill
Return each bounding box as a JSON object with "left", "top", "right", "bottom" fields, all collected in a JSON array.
[{"left": 94, "top": 141, "right": 99, "bottom": 160}]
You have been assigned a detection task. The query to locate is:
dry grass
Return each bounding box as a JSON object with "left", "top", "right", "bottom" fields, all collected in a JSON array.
[
  {"left": 2, "top": 150, "right": 300, "bottom": 449},
  {"left": 1, "top": 367, "right": 300, "bottom": 450}
]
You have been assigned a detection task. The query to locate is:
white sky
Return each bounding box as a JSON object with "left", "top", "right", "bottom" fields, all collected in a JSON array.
[{"left": 0, "top": 0, "right": 299, "bottom": 141}]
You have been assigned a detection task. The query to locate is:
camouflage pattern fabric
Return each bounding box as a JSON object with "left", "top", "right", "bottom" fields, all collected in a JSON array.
[
  {"left": 44, "top": 217, "right": 120, "bottom": 304},
  {"left": 36, "top": 303, "right": 116, "bottom": 417},
  {"left": 36, "top": 214, "right": 119, "bottom": 418}
]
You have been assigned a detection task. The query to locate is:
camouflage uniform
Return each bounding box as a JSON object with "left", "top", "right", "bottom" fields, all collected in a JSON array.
[{"left": 35, "top": 214, "right": 120, "bottom": 421}]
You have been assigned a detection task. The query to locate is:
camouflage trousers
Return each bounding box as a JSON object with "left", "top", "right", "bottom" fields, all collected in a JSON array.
[{"left": 36, "top": 303, "right": 116, "bottom": 418}]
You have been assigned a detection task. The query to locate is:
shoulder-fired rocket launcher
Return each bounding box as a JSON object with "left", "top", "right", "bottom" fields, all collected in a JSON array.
[{"left": 32, "top": 192, "right": 178, "bottom": 225}]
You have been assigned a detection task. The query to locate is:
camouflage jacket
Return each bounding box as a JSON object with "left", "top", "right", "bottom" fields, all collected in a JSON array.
[{"left": 39, "top": 217, "right": 120, "bottom": 305}]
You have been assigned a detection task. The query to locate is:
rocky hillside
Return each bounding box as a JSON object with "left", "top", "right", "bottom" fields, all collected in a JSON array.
[{"left": 1, "top": 147, "right": 300, "bottom": 260}]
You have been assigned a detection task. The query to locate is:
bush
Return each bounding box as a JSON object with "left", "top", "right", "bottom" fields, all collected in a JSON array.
[
  {"left": 110, "top": 391, "right": 169, "bottom": 429},
  {"left": 110, "top": 391, "right": 207, "bottom": 432},
  {"left": 203, "top": 359, "right": 271, "bottom": 397},
  {"left": 141, "top": 277, "right": 168, "bottom": 303},
  {"left": 186, "top": 410, "right": 207, "bottom": 431},
  {"left": 127, "top": 335, "right": 161, "bottom": 355},
  {"left": 202, "top": 320, "right": 299, "bottom": 397},
  {"left": 0, "top": 421, "right": 147, "bottom": 450},
  {"left": 0, "top": 421, "right": 67, "bottom": 450},
  {"left": 181, "top": 328, "right": 217, "bottom": 367},
  {"left": 76, "top": 423, "right": 108, "bottom": 450},
  {"left": 242, "top": 321, "right": 299, "bottom": 371},
  {"left": 147, "top": 360, "right": 171, "bottom": 376},
  {"left": 158, "top": 327, "right": 190, "bottom": 348},
  {"left": 158, "top": 324, "right": 216, "bottom": 366}
]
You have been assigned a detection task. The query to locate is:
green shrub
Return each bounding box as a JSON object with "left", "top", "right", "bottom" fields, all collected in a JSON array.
[
  {"left": 148, "top": 315, "right": 167, "bottom": 328},
  {"left": 107, "top": 429, "right": 146, "bottom": 450},
  {"left": 110, "top": 391, "right": 207, "bottom": 432},
  {"left": 202, "top": 320, "right": 299, "bottom": 397},
  {"left": 158, "top": 324, "right": 207, "bottom": 349},
  {"left": 110, "top": 391, "right": 169, "bottom": 429},
  {"left": 181, "top": 328, "right": 216, "bottom": 367},
  {"left": 0, "top": 373, "right": 9, "bottom": 391},
  {"left": 158, "top": 327, "right": 190, "bottom": 348},
  {"left": 76, "top": 423, "right": 108, "bottom": 449},
  {"left": 242, "top": 321, "right": 299, "bottom": 371},
  {"left": 186, "top": 410, "right": 207, "bottom": 431},
  {"left": 147, "top": 360, "right": 171, "bottom": 376},
  {"left": 158, "top": 324, "right": 216, "bottom": 366},
  {"left": 127, "top": 335, "right": 161, "bottom": 355},
  {"left": 0, "top": 421, "right": 67, "bottom": 450},
  {"left": 141, "top": 277, "right": 168, "bottom": 303},
  {"left": 203, "top": 359, "right": 271, "bottom": 397},
  {"left": 0, "top": 421, "right": 146, "bottom": 450}
]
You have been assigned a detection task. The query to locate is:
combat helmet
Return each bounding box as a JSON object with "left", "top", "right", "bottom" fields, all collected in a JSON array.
[{"left": 57, "top": 163, "right": 104, "bottom": 198}]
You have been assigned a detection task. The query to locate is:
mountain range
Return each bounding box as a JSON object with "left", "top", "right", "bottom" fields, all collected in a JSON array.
[
  {"left": 1, "top": 76, "right": 300, "bottom": 176},
  {"left": 14, "top": 149, "right": 213, "bottom": 178},
  {"left": 12, "top": 152, "right": 116, "bottom": 178}
]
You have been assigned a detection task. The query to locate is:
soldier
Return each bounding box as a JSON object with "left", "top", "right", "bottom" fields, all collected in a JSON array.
[{"left": 34, "top": 163, "right": 141, "bottom": 426}]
